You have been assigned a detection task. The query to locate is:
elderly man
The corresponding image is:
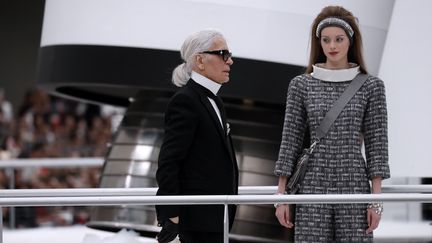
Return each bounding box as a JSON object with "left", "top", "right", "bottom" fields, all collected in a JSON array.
[{"left": 155, "top": 29, "right": 238, "bottom": 243}]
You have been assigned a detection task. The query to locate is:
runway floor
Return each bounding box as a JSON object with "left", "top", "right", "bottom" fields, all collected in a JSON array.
[
  {"left": 2, "top": 221, "right": 431, "bottom": 243},
  {"left": 3, "top": 225, "right": 159, "bottom": 243}
]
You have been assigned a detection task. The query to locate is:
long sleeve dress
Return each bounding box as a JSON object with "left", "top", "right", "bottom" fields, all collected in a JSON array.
[{"left": 274, "top": 65, "right": 390, "bottom": 242}]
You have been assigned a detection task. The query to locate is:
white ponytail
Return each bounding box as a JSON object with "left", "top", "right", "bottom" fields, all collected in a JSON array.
[{"left": 172, "top": 63, "right": 190, "bottom": 87}]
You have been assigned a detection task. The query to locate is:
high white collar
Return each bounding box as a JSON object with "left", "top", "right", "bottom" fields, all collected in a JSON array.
[
  {"left": 311, "top": 63, "right": 360, "bottom": 82},
  {"left": 191, "top": 71, "right": 221, "bottom": 95}
]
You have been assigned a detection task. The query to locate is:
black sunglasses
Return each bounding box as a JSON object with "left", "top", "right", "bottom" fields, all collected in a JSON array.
[{"left": 201, "top": 50, "right": 232, "bottom": 62}]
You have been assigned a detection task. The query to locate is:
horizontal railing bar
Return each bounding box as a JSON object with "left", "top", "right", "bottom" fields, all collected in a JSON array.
[
  {"left": 1, "top": 185, "right": 432, "bottom": 198},
  {"left": 0, "top": 188, "right": 158, "bottom": 197},
  {"left": 0, "top": 157, "right": 104, "bottom": 168},
  {"left": 0, "top": 193, "right": 431, "bottom": 207},
  {"left": 241, "top": 185, "right": 432, "bottom": 194},
  {"left": 0, "top": 158, "right": 430, "bottom": 193},
  {"left": 382, "top": 185, "right": 432, "bottom": 193}
]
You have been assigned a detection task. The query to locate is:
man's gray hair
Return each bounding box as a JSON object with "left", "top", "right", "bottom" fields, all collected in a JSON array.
[{"left": 172, "top": 29, "right": 224, "bottom": 87}]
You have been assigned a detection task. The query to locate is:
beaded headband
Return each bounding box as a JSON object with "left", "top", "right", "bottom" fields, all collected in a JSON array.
[{"left": 316, "top": 17, "right": 354, "bottom": 38}]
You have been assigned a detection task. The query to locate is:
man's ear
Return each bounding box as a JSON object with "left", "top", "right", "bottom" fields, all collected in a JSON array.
[{"left": 196, "top": 54, "right": 205, "bottom": 71}]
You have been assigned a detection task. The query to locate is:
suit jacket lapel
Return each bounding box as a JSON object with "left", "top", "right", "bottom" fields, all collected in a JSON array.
[
  {"left": 200, "top": 95, "right": 227, "bottom": 140},
  {"left": 188, "top": 80, "right": 228, "bottom": 144}
]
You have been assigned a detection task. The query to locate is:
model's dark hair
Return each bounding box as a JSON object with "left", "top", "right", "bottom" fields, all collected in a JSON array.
[{"left": 305, "top": 5, "right": 367, "bottom": 74}]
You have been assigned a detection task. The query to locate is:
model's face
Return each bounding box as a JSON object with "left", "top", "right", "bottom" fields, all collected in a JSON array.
[
  {"left": 197, "top": 37, "right": 233, "bottom": 84},
  {"left": 320, "top": 26, "right": 350, "bottom": 69}
]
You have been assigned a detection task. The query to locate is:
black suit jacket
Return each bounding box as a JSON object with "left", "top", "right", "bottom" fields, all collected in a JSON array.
[{"left": 156, "top": 79, "right": 239, "bottom": 232}]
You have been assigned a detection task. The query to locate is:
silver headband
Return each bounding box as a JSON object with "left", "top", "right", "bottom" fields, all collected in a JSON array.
[{"left": 316, "top": 17, "right": 354, "bottom": 38}]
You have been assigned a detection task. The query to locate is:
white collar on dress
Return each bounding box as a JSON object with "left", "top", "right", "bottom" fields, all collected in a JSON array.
[
  {"left": 311, "top": 63, "right": 360, "bottom": 82},
  {"left": 191, "top": 71, "right": 221, "bottom": 95}
]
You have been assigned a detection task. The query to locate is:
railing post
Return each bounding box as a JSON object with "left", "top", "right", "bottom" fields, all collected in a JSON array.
[
  {"left": 1, "top": 206, "right": 3, "bottom": 243},
  {"left": 8, "top": 168, "right": 15, "bottom": 229},
  {"left": 223, "top": 203, "right": 228, "bottom": 243}
]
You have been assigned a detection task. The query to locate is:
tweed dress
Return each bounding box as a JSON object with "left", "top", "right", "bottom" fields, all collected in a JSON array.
[{"left": 274, "top": 65, "right": 390, "bottom": 242}]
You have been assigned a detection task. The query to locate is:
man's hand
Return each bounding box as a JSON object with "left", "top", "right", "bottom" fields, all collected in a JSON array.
[{"left": 156, "top": 218, "right": 179, "bottom": 243}]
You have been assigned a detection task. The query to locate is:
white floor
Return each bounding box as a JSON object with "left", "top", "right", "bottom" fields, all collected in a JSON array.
[
  {"left": 374, "top": 221, "right": 432, "bottom": 242},
  {"left": 3, "top": 225, "right": 159, "bottom": 243},
  {"left": 2, "top": 221, "right": 431, "bottom": 243}
]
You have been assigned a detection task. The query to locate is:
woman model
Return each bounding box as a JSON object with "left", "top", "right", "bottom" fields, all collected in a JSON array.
[{"left": 274, "top": 5, "right": 390, "bottom": 242}]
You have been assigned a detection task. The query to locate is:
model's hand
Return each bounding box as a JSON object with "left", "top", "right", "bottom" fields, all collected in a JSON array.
[
  {"left": 366, "top": 208, "right": 381, "bottom": 234},
  {"left": 275, "top": 204, "right": 294, "bottom": 228},
  {"left": 157, "top": 217, "right": 179, "bottom": 243}
]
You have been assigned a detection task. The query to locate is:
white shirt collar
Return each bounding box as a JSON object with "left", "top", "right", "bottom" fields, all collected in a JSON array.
[
  {"left": 191, "top": 71, "right": 221, "bottom": 95},
  {"left": 311, "top": 63, "right": 360, "bottom": 82}
]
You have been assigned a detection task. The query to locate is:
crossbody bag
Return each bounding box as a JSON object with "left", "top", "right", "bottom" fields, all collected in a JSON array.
[{"left": 286, "top": 73, "right": 369, "bottom": 194}]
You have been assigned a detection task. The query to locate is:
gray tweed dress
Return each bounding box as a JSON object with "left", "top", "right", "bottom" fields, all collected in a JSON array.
[{"left": 274, "top": 65, "right": 390, "bottom": 242}]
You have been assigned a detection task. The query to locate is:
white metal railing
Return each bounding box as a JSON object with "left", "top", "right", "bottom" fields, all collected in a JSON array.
[
  {"left": 1, "top": 191, "right": 432, "bottom": 206},
  {"left": 1, "top": 157, "right": 430, "bottom": 194},
  {"left": 0, "top": 157, "right": 104, "bottom": 229},
  {"left": 1, "top": 158, "right": 432, "bottom": 242},
  {"left": 1, "top": 185, "right": 432, "bottom": 197},
  {"left": 0, "top": 157, "right": 104, "bottom": 168},
  {"left": 1, "top": 189, "right": 432, "bottom": 243}
]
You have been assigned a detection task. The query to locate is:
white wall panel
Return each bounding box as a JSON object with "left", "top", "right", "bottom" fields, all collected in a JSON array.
[
  {"left": 41, "top": 0, "right": 393, "bottom": 74},
  {"left": 379, "top": 0, "right": 432, "bottom": 177}
]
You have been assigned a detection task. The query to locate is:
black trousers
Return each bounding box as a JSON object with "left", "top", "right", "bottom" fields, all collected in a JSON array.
[{"left": 179, "top": 231, "right": 224, "bottom": 243}]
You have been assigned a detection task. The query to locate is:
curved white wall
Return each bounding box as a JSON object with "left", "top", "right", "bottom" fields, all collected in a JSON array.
[
  {"left": 42, "top": 0, "right": 432, "bottom": 178},
  {"left": 379, "top": 0, "right": 432, "bottom": 177},
  {"left": 41, "top": 0, "right": 393, "bottom": 74}
]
